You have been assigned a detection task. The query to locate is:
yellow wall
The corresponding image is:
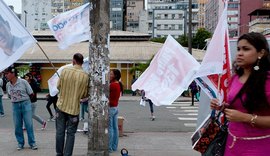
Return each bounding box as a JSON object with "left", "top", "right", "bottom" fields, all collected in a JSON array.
[
  {"left": 39, "top": 63, "right": 135, "bottom": 91},
  {"left": 40, "top": 63, "right": 66, "bottom": 89}
]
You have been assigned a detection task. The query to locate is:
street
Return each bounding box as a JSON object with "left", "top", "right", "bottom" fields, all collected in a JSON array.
[
  {"left": 0, "top": 98, "right": 199, "bottom": 133},
  {"left": 0, "top": 97, "right": 200, "bottom": 156}
]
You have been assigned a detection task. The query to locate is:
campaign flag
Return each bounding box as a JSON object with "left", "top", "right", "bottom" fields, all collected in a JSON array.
[
  {"left": 0, "top": 0, "right": 37, "bottom": 72},
  {"left": 48, "top": 57, "right": 89, "bottom": 96},
  {"left": 195, "top": 2, "right": 231, "bottom": 103},
  {"left": 132, "top": 35, "right": 200, "bottom": 106},
  {"left": 47, "top": 3, "right": 90, "bottom": 49}
]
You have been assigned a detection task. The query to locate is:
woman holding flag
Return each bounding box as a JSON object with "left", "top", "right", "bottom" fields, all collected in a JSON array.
[{"left": 211, "top": 32, "right": 270, "bottom": 155}]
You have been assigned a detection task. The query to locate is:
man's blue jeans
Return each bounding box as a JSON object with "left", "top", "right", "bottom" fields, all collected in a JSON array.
[
  {"left": 55, "top": 108, "right": 79, "bottom": 156},
  {"left": 109, "top": 107, "right": 119, "bottom": 152},
  {"left": 0, "top": 95, "right": 4, "bottom": 115},
  {"left": 12, "top": 100, "right": 36, "bottom": 147}
]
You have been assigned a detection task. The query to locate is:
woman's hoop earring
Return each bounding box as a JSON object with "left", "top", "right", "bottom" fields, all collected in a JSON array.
[{"left": 254, "top": 57, "right": 261, "bottom": 71}]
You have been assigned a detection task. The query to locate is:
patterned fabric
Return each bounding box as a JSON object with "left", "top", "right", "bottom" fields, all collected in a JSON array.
[
  {"left": 56, "top": 65, "right": 88, "bottom": 115},
  {"left": 193, "top": 117, "right": 221, "bottom": 153}
]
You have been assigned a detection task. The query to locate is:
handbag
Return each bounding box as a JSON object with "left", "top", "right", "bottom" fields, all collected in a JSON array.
[
  {"left": 191, "top": 110, "right": 228, "bottom": 155},
  {"left": 202, "top": 117, "right": 228, "bottom": 156},
  {"left": 140, "top": 98, "right": 146, "bottom": 106}
]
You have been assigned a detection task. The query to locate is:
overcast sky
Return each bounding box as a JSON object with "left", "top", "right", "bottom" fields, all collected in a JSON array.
[{"left": 3, "top": 0, "right": 21, "bottom": 14}]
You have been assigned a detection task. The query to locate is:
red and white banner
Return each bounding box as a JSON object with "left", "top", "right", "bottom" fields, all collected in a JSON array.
[
  {"left": 47, "top": 3, "right": 90, "bottom": 49},
  {"left": 195, "top": 2, "right": 231, "bottom": 103},
  {"left": 132, "top": 35, "right": 200, "bottom": 106},
  {"left": 0, "top": 0, "right": 36, "bottom": 72}
]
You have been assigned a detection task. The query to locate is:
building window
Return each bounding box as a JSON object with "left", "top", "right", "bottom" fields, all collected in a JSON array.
[
  {"left": 164, "top": 24, "right": 168, "bottom": 29},
  {"left": 164, "top": 14, "right": 168, "bottom": 19}
]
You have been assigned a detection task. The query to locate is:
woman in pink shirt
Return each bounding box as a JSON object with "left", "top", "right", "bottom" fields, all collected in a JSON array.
[{"left": 211, "top": 32, "right": 270, "bottom": 156}]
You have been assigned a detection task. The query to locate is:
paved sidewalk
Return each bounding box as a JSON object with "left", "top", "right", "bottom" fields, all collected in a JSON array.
[
  {"left": 0, "top": 128, "right": 199, "bottom": 156},
  {"left": 1, "top": 94, "right": 196, "bottom": 156}
]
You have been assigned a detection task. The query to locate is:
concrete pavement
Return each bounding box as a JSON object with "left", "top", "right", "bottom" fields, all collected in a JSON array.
[{"left": 0, "top": 94, "right": 200, "bottom": 156}]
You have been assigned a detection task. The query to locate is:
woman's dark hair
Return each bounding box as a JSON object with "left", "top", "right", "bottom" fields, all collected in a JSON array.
[
  {"left": 233, "top": 32, "right": 270, "bottom": 113},
  {"left": 112, "top": 69, "right": 124, "bottom": 94}
]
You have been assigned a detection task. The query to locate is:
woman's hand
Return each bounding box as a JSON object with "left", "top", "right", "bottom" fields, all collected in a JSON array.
[
  {"left": 210, "top": 98, "right": 222, "bottom": 110},
  {"left": 224, "top": 108, "right": 251, "bottom": 122}
]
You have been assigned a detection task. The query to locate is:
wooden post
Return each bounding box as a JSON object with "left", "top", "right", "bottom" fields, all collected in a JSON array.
[{"left": 88, "top": 0, "right": 110, "bottom": 156}]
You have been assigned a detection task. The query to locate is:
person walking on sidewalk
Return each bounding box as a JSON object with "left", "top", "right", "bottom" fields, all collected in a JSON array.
[
  {"left": 24, "top": 73, "right": 47, "bottom": 130},
  {"left": 4, "top": 66, "right": 38, "bottom": 150},
  {"left": 55, "top": 53, "right": 89, "bottom": 156},
  {"left": 189, "top": 81, "right": 199, "bottom": 106},
  {"left": 0, "top": 73, "right": 5, "bottom": 117},
  {"left": 109, "top": 69, "right": 123, "bottom": 152},
  {"left": 141, "top": 90, "right": 155, "bottom": 121},
  {"left": 46, "top": 94, "right": 58, "bottom": 121}
]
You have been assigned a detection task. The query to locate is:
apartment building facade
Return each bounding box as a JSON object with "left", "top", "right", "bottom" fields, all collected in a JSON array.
[{"left": 147, "top": 0, "right": 199, "bottom": 38}]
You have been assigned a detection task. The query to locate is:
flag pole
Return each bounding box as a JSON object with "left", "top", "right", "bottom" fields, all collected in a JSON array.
[{"left": 36, "top": 42, "right": 60, "bottom": 77}]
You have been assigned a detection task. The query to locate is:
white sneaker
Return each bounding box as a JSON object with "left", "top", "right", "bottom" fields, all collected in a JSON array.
[{"left": 151, "top": 116, "right": 155, "bottom": 121}]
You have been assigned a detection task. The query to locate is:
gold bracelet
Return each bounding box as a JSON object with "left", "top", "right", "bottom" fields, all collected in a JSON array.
[{"left": 250, "top": 114, "right": 258, "bottom": 127}]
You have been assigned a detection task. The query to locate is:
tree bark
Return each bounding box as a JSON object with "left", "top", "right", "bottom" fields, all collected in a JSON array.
[{"left": 88, "top": 0, "right": 110, "bottom": 155}]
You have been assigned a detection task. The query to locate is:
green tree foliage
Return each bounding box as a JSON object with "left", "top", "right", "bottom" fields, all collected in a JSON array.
[
  {"left": 129, "top": 55, "right": 154, "bottom": 75},
  {"left": 176, "top": 35, "right": 188, "bottom": 47},
  {"left": 150, "top": 37, "right": 166, "bottom": 43},
  {"left": 192, "top": 28, "right": 212, "bottom": 49}
]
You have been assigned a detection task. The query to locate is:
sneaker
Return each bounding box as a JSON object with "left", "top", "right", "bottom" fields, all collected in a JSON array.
[
  {"left": 30, "top": 144, "right": 38, "bottom": 150},
  {"left": 41, "top": 121, "right": 47, "bottom": 130},
  {"left": 80, "top": 118, "right": 84, "bottom": 121},
  {"left": 151, "top": 116, "right": 155, "bottom": 121},
  {"left": 17, "top": 144, "right": 23, "bottom": 150},
  {"left": 47, "top": 116, "right": 55, "bottom": 122},
  {"left": 0, "top": 113, "right": 4, "bottom": 117}
]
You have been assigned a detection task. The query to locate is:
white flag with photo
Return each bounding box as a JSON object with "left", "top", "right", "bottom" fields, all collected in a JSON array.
[
  {"left": 132, "top": 35, "right": 200, "bottom": 106},
  {"left": 0, "top": 0, "right": 37, "bottom": 72},
  {"left": 47, "top": 3, "right": 90, "bottom": 49}
]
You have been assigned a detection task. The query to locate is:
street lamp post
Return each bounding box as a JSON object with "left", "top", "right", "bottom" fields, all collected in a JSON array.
[
  {"left": 188, "top": 0, "right": 192, "bottom": 55},
  {"left": 24, "top": 10, "right": 27, "bottom": 27}
]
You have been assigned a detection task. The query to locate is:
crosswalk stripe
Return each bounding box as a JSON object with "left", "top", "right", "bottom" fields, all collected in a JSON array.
[
  {"left": 170, "top": 110, "right": 198, "bottom": 112},
  {"left": 173, "top": 113, "right": 198, "bottom": 116},
  {"left": 178, "top": 117, "right": 197, "bottom": 121},
  {"left": 184, "top": 123, "right": 197, "bottom": 127},
  {"left": 166, "top": 107, "right": 177, "bottom": 109},
  {"left": 180, "top": 106, "right": 199, "bottom": 109}
]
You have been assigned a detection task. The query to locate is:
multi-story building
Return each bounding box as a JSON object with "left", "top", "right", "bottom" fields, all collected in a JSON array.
[
  {"left": 22, "top": 0, "right": 87, "bottom": 31},
  {"left": 205, "top": 0, "right": 269, "bottom": 37},
  {"left": 248, "top": 3, "right": 270, "bottom": 35},
  {"left": 198, "top": 0, "right": 207, "bottom": 28},
  {"left": 21, "top": 0, "right": 52, "bottom": 31},
  {"left": 125, "top": 0, "right": 144, "bottom": 32},
  {"left": 205, "top": 0, "right": 226, "bottom": 34},
  {"left": 239, "top": 0, "right": 265, "bottom": 36},
  {"left": 147, "top": 0, "right": 199, "bottom": 38},
  {"left": 51, "top": 0, "right": 87, "bottom": 17},
  {"left": 110, "top": 0, "right": 125, "bottom": 30}
]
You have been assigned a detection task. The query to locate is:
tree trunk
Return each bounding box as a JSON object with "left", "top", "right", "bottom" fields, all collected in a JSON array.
[{"left": 88, "top": 0, "right": 110, "bottom": 155}]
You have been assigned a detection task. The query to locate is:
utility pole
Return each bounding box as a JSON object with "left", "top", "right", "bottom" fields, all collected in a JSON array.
[
  {"left": 188, "top": 0, "right": 192, "bottom": 55},
  {"left": 88, "top": 0, "right": 110, "bottom": 156}
]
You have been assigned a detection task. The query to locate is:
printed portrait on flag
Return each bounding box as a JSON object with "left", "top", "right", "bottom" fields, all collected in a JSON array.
[{"left": 0, "top": 0, "right": 36, "bottom": 72}]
